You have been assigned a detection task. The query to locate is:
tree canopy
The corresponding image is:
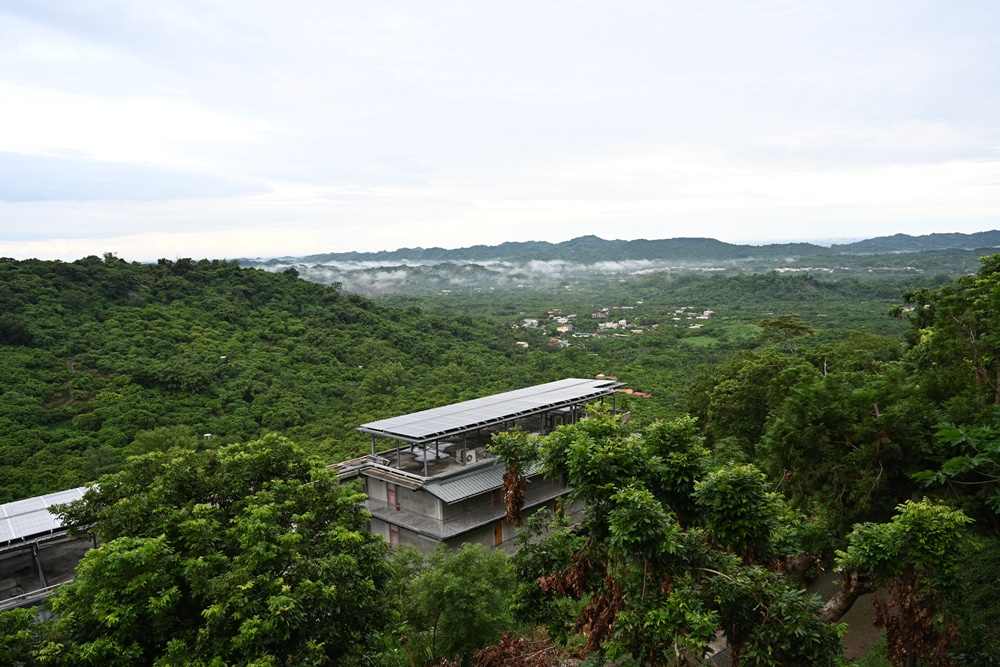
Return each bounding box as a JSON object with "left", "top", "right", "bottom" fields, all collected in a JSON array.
[{"left": 36, "top": 434, "right": 390, "bottom": 666}]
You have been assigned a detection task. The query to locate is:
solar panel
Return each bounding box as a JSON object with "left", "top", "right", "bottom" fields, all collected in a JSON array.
[
  {"left": 0, "top": 497, "right": 46, "bottom": 518},
  {"left": 8, "top": 511, "right": 60, "bottom": 538},
  {"left": 0, "top": 487, "right": 87, "bottom": 546},
  {"left": 359, "top": 378, "right": 622, "bottom": 443}
]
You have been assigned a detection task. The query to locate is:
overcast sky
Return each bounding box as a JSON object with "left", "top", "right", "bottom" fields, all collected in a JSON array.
[{"left": 1, "top": 1, "right": 998, "bottom": 262}]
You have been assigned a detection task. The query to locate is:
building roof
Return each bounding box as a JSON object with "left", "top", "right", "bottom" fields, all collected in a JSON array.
[
  {"left": 421, "top": 462, "right": 544, "bottom": 503},
  {"left": 0, "top": 487, "right": 86, "bottom": 551},
  {"left": 423, "top": 465, "right": 505, "bottom": 503},
  {"left": 358, "top": 377, "right": 623, "bottom": 444}
]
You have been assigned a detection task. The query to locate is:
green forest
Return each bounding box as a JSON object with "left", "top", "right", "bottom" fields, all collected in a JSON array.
[{"left": 1, "top": 252, "right": 1000, "bottom": 665}]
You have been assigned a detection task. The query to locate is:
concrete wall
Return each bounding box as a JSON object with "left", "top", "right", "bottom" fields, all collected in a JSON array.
[
  {"left": 369, "top": 517, "right": 440, "bottom": 555},
  {"left": 398, "top": 485, "right": 442, "bottom": 518},
  {"left": 364, "top": 475, "right": 444, "bottom": 520},
  {"left": 444, "top": 498, "right": 565, "bottom": 552}
]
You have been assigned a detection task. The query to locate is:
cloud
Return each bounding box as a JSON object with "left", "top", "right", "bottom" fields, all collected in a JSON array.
[
  {"left": 0, "top": 1, "right": 998, "bottom": 260},
  {"left": 0, "top": 151, "right": 269, "bottom": 203}
]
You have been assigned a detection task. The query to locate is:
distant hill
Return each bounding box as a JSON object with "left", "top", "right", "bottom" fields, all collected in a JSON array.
[
  {"left": 290, "top": 235, "right": 833, "bottom": 264},
  {"left": 831, "top": 231, "right": 1000, "bottom": 254},
  {"left": 237, "top": 231, "right": 999, "bottom": 295},
  {"left": 252, "top": 231, "right": 999, "bottom": 265}
]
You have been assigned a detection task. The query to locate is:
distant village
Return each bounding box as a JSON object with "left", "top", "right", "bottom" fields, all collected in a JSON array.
[{"left": 513, "top": 303, "right": 715, "bottom": 352}]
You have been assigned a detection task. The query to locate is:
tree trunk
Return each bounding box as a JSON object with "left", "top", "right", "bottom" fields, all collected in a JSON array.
[
  {"left": 819, "top": 567, "right": 877, "bottom": 624},
  {"left": 783, "top": 553, "right": 818, "bottom": 586}
]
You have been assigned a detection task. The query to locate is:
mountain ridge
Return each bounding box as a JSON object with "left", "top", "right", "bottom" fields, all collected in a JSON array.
[{"left": 246, "top": 230, "right": 1000, "bottom": 265}]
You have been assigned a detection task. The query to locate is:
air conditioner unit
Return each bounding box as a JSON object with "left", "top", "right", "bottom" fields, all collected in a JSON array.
[{"left": 465, "top": 450, "right": 478, "bottom": 465}]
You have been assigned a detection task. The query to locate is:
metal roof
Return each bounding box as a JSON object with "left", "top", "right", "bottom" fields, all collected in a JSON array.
[
  {"left": 422, "top": 462, "right": 543, "bottom": 503},
  {"left": 423, "top": 466, "right": 505, "bottom": 503},
  {"left": 0, "top": 487, "right": 86, "bottom": 548},
  {"left": 358, "top": 377, "right": 622, "bottom": 444}
]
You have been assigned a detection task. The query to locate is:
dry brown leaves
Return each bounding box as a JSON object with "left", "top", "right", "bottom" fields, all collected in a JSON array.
[
  {"left": 473, "top": 631, "right": 566, "bottom": 667},
  {"left": 873, "top": 576, "right": 959, "bottom": 667},
  {"left": 574, "top": 571, "right": 625, "bottom": 653},
  {"left": 503, "top": 461, "right": 527, "bottom": 527},
  {"left": 537, "top": 550, "right": 593, "bottom": 599}
]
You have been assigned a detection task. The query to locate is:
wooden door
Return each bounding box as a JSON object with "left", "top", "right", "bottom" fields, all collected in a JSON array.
[{"left": 493, "top": 520, "right": 503, "bottom": 546}]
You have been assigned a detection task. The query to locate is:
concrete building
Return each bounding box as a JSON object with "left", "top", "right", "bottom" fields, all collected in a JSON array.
[{"left": 337, "top": 377, "right": 624, "bottom": 554}]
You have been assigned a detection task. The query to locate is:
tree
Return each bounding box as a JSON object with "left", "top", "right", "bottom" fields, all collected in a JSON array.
[
  {"left": 0, "top": 607, "right": 45, "bottom": 667},
  {"left": 914, "top": 420, "right": 1000, "bottom": 523},
  {"left": 405, "top": 543, "right": 517, "bottom": 665},
  {"left": 488, "top": 407, "right": 976, "bottom": 666},
  {"left": 37, "top": 434, "right": 390, "bottom": 666},
  {"left": 511, "top": 411, "right": 843, "bottom": 666},
  {"left": 488, "top": 428, "right": 539, "bottom": 527},
  {"left": 757, "top": 314, "right": 815, "bottom": 355},
  {"left": 898, "top": 254, "right": 1000, "bottom": 416},
  {"left": 836, "top": 500, "right": 972, "bottom": 667}
]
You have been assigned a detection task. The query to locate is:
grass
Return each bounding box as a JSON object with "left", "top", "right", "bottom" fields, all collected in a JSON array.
[{"left": 849, "top": 631, "right": 890, "bottom": 667}]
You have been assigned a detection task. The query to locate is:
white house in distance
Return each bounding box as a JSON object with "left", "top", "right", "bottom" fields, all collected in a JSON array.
[{"left": 337, "top": 378, "right": 624, "bottom": 554}]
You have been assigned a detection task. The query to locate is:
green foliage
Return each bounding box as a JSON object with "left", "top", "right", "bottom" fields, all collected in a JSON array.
[
  {"left": 950, "top": 535, "right": 1000, "bottom": 666},
  {"left": 0, "top": 607, "right": 45, "bottom": 667},
  {"left": 405, "top": 543, "right": 517, "bottom": 664},
  {"left": 509, "top": 507, "right": 586, "bottom": 643},
  {"left": 758, "top": 314, "right": 816, "bottom": 354},
  {"left": 837, "top": 499, "right": 972, "bottom": 593},
  {"left": 641, "top": 416, "right": 711, "bottom": 527},
  {"left": 689, "top": 344, "right": 931, "bottom": 532},
  {"left": 714, "top": 567, "right": 843, "bottom": 667},
  {"left": 837, "top": 500, "right": 972, "bottom": 667},
  {"left": 899, "top": 254, "right": 1000, "bottom": 417},
  {"left": 514, "top": 414, "right": 845, "bottom": 666},
  {"left": 914, "top": 421, "right": 1000, "bottom": 516},
  {"left": 36, "top": 434, "right": 390, "bottom": 666},
  {"left": 0, "top": 257, "right": 535, "bottom": 501},
  {"left": 693, "top": 465, "right": 782, "bottom": 564},
  {"left": 487, "top": 428, "right": 540, "bottom": 469},
  {"left": 849, "top": 632, "right": 892, "bottom": 667}
]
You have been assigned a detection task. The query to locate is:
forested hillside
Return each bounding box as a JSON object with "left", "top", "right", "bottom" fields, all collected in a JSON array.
[
  {"left": 0, "top": 255, "right": 929, "bottom": 503},
  {"left": 0, "top": 255, "right": 541, "bottom": 501}
]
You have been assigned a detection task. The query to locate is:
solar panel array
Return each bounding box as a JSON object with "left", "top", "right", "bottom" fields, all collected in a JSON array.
[
  {"left": 359, "top": 378, "right": 622, "bottom": 443},
  {"left": 0, "top": 487, "right": 87, "bottom": 546}
]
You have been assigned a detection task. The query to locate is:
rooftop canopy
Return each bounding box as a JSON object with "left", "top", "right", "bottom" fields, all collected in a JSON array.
[
  {"left": 0, "top": 487, "right": 86, "bottom": 552},
  {"left": 357, "top": 377, "right": 623, "bottom": 445}
]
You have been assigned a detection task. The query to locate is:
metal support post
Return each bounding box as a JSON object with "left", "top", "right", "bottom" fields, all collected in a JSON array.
[{"left": 31, "top": 544, "right": 47, "bottom": 588}]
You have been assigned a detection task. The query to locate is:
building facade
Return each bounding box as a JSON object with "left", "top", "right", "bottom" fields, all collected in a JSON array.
[{"left": 338, "top": 377, "right": 624, "bottom": 554}]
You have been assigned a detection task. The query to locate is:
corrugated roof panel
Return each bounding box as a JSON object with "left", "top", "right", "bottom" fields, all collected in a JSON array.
[
  {"left": 423, "top": 466, "right": 506, "bottom": 503},
  {"left": 422, "top": 462, "right": 544, "bottom": 504}
]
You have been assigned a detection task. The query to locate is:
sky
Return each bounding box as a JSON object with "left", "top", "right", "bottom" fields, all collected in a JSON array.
[{"left": 1, "top": 1, "right": 998, "bottom": 262}]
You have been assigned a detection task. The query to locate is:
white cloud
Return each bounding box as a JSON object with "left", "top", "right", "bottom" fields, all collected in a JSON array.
[
  {"left": 0, "top": 0, "right": 998, "bottom": 260},
  {"left": 0, "top": 82, "right": 273, "bottom": 167}
]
